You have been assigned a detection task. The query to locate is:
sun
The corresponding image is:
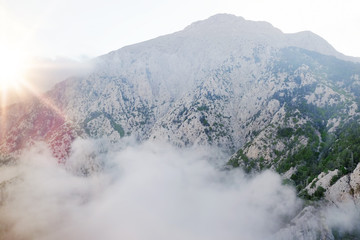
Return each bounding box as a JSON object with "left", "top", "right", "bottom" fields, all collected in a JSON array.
[{"left": 0, "top": 45, "right": 27, "bottom": 94}]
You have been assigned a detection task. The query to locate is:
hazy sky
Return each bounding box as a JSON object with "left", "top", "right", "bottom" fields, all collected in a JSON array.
[{"left": 1, "top": 0, "right": 360, "bottom": 61}]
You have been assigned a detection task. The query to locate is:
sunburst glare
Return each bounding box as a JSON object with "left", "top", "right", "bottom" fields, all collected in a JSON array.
[{"left": 0, "top": 45, "right": 31, "bottom": 108}]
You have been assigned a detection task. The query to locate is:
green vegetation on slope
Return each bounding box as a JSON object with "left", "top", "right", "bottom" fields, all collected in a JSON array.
[{"left": 228, "top": 49, "right": 360, "bottom": 199}]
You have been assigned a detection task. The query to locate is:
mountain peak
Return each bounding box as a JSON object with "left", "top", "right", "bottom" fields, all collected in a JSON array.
[
  {"left": 205, "top": 13, "right": 245, "bottom": 22},
  {"left": 184, "top": 14, "right": 280, "bottom": 35},
  {"left": 185, "top": 13, "right": 243, "bottom": 28},
  {"left": 180, "top": 14, "right": 358, "bottom": 62},
  {"left": 286, "top": 30, "right": 336, "bottom": 56}
]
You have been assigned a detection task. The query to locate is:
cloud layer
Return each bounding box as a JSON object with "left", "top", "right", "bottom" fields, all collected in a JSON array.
[{"left": 1, "top": 138, "right": 301, "bottom": 240}]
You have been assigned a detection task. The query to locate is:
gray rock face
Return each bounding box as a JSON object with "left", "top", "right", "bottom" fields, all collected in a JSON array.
[
  {"left": 324, "top": 163, "right": 360, "bottom": 204},
  {"left": 307, "top": 170, "right": 339, "bottom": 195},
  {"left": 350, "top": 163, "right": 360, "bottom": 202}
]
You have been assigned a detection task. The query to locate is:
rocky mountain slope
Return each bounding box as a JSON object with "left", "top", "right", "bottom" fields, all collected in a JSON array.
[
  {"left": 1, "top": 14, "right": 360, "bottom": 238},
  {"left": 1, "top": 14, "right": 357, "bottom": 154}
]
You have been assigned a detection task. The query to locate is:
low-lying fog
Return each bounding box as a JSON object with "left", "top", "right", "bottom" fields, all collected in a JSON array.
[{"left": 0, "top": 138, "right": 358, "bottom": 239}]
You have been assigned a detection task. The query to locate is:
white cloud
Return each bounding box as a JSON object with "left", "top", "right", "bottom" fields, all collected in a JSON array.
[
  {"left": 0, "top": 139, "right": 301, "bottom": 240},
  {"left": 26, "top": 56, "right": 93, "bottom": 89},
  {"left": 2, "top": 57, "right": 93, "bottom": 106},
  {"left": 325, "top": 201, "right": 360, "bottom": 236}
]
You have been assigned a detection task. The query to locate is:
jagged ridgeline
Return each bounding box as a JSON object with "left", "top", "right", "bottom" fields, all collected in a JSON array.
[{"left": 228, "top": 47, "right": 360, "bottom": 198}]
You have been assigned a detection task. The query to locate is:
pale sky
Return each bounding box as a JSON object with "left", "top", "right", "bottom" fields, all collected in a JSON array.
[{"left": 1, "top": 0, "right": 360, "bottom": 61}]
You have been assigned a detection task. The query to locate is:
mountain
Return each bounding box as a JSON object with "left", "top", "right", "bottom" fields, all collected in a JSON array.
[{"left": 1, "top": 13, "right": 360, "bottom": 238}]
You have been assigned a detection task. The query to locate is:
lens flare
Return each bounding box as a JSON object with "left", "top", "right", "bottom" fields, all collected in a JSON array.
[{"left": 0, "top": 47, "right": 24, "bottom": 90}]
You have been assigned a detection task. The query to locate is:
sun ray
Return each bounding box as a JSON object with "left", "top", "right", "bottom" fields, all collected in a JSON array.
[
  {"left": 0, "top": 89, "right": 8, "bottom": 140},
  {"left": 19, "top": 80, "right": 67, "bottom": 121},
  {"left": 0, "top": 3, "right": 71, "bottom": 155}
]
